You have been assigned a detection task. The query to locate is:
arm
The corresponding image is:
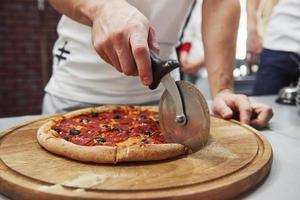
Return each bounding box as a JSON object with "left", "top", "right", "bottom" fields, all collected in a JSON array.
[
  {"left": 246, "top": 0, "right": 263, "bottom": 64},
  {"left": 202, "top": 0, "right": 273, "bottom": 128},
  {"left": 47, "top": 0, "right": 99, "bottom": 26},
  {"left": 247, "top": 0, "right": 263, "bottom": 39},
  {"left": 48, "top": 0, "right": 159, "bottom": 86},
  {"left": 202, "top": 0, "right": 240, "bottom": 98}
]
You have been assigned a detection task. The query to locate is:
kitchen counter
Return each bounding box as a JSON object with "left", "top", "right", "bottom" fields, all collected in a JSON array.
[{"left": 0, "top": 95, "right": 299, "bottom": 200}]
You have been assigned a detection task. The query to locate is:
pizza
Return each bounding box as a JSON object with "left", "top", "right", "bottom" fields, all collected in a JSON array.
[{"left": 37, "top": 105, "right": 189, "bottom": 164}]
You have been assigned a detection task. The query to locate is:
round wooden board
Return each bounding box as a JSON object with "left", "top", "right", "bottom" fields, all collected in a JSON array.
[{"left": 0, "top": 116, "right": 272, "bottom": 200}]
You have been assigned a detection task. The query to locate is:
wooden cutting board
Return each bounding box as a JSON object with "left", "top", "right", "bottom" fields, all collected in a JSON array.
[{"left": 0, "top": 116, "right": 272, "bottom": 200}]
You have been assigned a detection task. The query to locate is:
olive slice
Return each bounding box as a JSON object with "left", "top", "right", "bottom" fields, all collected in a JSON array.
[
  {"left": 95, "top": 137, "right": 106, "bottom": 143},
  {"left": 69, "top": 129, "right": 80, "bottom": 135},
  {"left": 91, "top": 112, "right": 99, "bottom": 117},
  {"left": 143, "top": 131, "right": 151, "bottom": 136}
]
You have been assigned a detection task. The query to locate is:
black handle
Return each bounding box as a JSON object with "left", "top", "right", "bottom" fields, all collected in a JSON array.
[{"left": 149, "top": 51, "right": 180, "bottom": 90}]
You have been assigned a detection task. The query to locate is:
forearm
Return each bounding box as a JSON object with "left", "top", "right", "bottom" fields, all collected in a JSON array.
[
  {"left": 202, "top": 0, "right": 240, "bottom": 98},
  {"left": 247, "top": 0, "right": 263, "bottom": 33},
  {"left": 48, "top": 0, "right": 108, "bottom": 26}
]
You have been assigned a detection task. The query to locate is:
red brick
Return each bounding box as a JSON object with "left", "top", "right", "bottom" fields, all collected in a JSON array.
[{"left": 0, "top": 0, "right": 60, "bottom": 117}]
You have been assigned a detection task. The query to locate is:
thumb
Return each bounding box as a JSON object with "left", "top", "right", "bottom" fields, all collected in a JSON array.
[{"left": 148, "top": 27, "right": 160, "bottom": 54}]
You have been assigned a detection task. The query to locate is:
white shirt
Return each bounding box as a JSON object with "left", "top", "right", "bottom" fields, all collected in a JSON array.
[
  {"left": 264, "top": 0, "right": 300, "bottom": 54},
  {"left": 45, "top": 1, "right": 195, "bottom": 104},
  {"left": 181, "top": 0, "right": 204, "bottom": 60}
]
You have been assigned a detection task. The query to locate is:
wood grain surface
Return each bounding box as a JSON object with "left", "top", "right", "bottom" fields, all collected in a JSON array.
[{"left": 0, "top": 115, "right": 272, "bottom": 200}]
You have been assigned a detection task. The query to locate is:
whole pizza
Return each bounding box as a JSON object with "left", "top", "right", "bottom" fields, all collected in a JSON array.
[{"left": 37, "top": 105, "right": 189, "bottom": 164}]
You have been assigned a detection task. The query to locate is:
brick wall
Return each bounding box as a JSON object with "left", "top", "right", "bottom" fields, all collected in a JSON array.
[{"left": 0, "top": 1, "right": 60, "bottom": 117}]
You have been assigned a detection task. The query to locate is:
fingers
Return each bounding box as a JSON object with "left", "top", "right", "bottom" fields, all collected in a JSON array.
[
  {"left": 213, "top": 92, "right": 273, "bottom": 129},
  {"left": 213, "top": 92, "right": 252, "bottom": 125},
  {"left": 91, "top": 2, "right": 156, "bottom": 86},
  {"left": 246, "top": 52, "right": 257, "bottom": 65},
  {"left": 114, "top": 32, "right": 136, "bottom": 75},
  {"left": 106, "top": 44, "right": 122, "bottom": 72},
  {"left": 130, "top": 30, "right": 152, "bottom": 85},
  {"left": 212, "top": 98, "right": 233, "bottom": 119},
  {"left": 148, "top": 27, "right": 160, "bottom": 54},
  {"left": 94, "top": 25, "right": 152, "bottom": 83},
  {"left": 250, "top": 103, "right": 273, "bottom": 129},
  {"left": 213, "top": 94, "right": 252, "bottom": 124},
  {"left": 92, "top": 26, "right": 113, "bottom": 67},
  {"left": 97, "top": 49, "right": 112, "bottom": 67},
  {"left": 94, "top": 36, "right": 123, "bottom": 72},
  {"left": 235, "top": 95, "right": 252, "bottom": 124}
]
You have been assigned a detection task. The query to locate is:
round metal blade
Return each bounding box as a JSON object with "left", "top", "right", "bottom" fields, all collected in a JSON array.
[{"left": 159, "top": 81, "right": 210, "bottom": 151}]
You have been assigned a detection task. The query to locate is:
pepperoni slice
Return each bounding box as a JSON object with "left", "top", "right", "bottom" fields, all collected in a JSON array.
[
  {"left": 119, "top": 118, "right": 132, "bottom": 125},
  {"left": 70, "top": 136, "right": 93, "bottom": 146},
  {"left": 115, "top": 124, "right": 131, "bottom": 131}
]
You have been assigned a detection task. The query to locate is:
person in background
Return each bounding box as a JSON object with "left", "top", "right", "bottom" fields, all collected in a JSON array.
[
  {"left": 178, "top": 0, "right": 206, "bottom": 85},
  {"left": 179, "top": 41, "right": 206, "bottom": 83},
  {"left": 44, "top": 0, "right": 273, "bottom": 129},
  {"left": 247, "top": 0, "right": 300, "bottom": 95},
  {"left": 246, "top": 0, "right": 279, "bottom": 65}
]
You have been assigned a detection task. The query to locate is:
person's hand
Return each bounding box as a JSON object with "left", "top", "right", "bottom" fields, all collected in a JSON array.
[
  {"left": 179, "top": 51, "right": 205, "bottom": 74},
  {"left": 246, "top": 29, "right": 262, "bottom": 65},
  {"left": 212, "top": 89, "right": 273, "bottom": 129},
  {"left": 181, "top": 58, "right": 205, "bottom": 74},
  {"left": 91, "top": 1, "right": 160, "bottom": 85}
]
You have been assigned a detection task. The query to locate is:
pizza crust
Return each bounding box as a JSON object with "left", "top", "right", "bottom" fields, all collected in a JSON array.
[
  {"left": 116, "top": 144, "right": 187, "bottom": 162},
  {"left": 37, "top": 120, "right": 117, "bottom": 163},
  {"left": 37, "top": 105, "right": 189, "bottom": 164}
]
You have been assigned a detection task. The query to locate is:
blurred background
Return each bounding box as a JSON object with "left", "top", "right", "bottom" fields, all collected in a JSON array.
[{"left": 0, "top": 0, "right": 60, "bottom": 117}]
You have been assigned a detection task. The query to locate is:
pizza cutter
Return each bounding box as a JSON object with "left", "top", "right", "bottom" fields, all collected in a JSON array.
[{"left": 149, "top": 51, "right": 210, "bottom": 152}]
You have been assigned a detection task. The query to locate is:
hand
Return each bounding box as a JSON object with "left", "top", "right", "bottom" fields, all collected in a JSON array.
[
  {"left": 179, "top": 51, "right": 205, "bottom": 74},
  {"left": 212, "top": 89, "right": 273, "bottom": 129},
  {"left": 246, "top": 30, "right": 262, "bottom": 65},
  {"left": 91, "top": 1, "right": 160, "bottom": 85},
  {"left": 181, "top": 58, "right": 205, "bottom": 74}
]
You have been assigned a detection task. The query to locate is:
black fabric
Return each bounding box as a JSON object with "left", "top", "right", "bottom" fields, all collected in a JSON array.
[{"left": 253, "top": 48, "right": 300, "bottom": 95}]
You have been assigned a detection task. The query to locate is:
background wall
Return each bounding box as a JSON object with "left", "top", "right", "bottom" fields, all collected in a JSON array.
[{"left": 0, "top": 0, "right": 60, "bottom": 117}]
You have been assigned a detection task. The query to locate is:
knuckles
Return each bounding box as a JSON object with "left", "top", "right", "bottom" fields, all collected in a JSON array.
[
  {"left": 132, "top": 45, "right": 148, "bottom": 57},
  {"left": 93, "top": 29, "right": 125, "bottom": 51},
  {"left": 122, "top": 67, "right": 137, "bottom": 76},
  {"left": 92, "top": 14, "right": 150, "bottom": 77},
  {"left": 265, "top": 106, "right": 274, "bottom": 116},
  {"left": 236, "top": 94, "right": 248, "bottom": 100},
  {"left": 93, "top": 39, "right": 106, "bottom": 54},
  {"left": 129, "top": 21, "right": 147, "bottom": 31},
  {"left": 110, "top": 31, "right": 125, "bottom": 45}
]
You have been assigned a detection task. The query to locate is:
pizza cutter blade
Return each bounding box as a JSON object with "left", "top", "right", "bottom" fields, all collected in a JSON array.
[{"left": 149, "top": 51, "right": 210, "bottom": 151}]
